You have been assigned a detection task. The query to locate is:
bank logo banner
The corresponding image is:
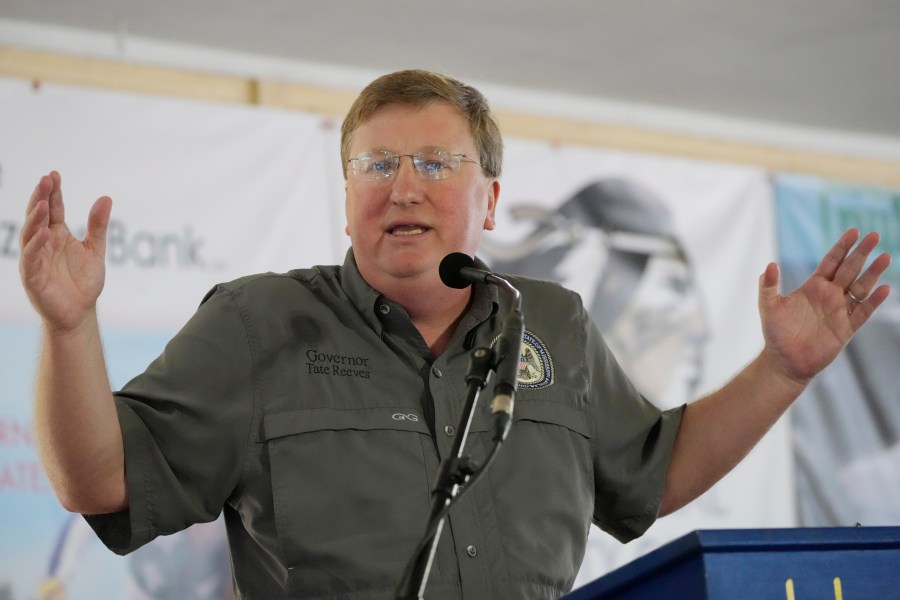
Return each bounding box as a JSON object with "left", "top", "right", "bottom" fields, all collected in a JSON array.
[
  {"left": 0, "top": 76, "right": 339, "bottom": 600},
  {"left": 0, "top": 76, "right": 343, "bottom": 329}
]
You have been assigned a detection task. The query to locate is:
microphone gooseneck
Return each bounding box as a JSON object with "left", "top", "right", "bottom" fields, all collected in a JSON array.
[
  {"left": 397, "top": 253, "right": 526, "bottom": 600},
  {"left": 438, "top": 252, "right": 523, "bottom": 439}
]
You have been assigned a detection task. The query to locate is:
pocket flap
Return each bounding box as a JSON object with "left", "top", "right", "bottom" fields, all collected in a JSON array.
[
  {"left": 513, "top": 400, "right": 591, "bottom": 438},
  {"left": 263, "top": 407, "right": 431, "bottom": 441}
]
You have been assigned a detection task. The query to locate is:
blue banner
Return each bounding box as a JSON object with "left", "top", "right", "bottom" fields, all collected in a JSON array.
[{"left": 774, "top": 174, "right": 900, "bottom": 528}]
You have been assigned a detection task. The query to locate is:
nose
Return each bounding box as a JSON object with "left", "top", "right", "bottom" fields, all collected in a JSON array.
[{"left": 389, "top": 155, "right": 423, "bottom": 206}]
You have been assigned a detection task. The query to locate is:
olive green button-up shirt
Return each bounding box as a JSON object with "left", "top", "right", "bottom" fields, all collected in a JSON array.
[{"left": 87, "top": 251, "right": 683, "bottom": 599}]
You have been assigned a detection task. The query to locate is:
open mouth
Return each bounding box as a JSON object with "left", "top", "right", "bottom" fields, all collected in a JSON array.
[{"left": 389, "top": 225, "right": 430, "bottom": 236}]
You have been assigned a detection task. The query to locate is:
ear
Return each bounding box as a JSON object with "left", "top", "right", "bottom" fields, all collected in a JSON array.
[
  {"left": 483, "top": 179, "right": 501, "bottom": 231},
  {"left": 344, "top": 181, "right": 351, "bottom": 237}
]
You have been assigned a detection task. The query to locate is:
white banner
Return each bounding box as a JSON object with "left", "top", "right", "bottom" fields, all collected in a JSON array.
[{"left": 0, "top": 76, "right": 345, "bottom": 330}]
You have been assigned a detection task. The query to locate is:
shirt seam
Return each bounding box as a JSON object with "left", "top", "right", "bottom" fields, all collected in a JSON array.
[
  {"left": 578, "top": 299, "right": 599, "bottom": 516},
  {"left": 221, "top": 286, "right": 259, "bottom": 509}
]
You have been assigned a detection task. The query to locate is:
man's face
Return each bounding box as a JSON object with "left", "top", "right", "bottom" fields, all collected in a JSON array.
[{"left": 344, "top": 102, "right": 499, "bottom": 293}]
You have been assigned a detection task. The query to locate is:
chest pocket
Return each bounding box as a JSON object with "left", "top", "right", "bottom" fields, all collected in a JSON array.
[
  {"left": 468, "top": 399, "right": 592, "bottom": 513},
  {"left": 262, "top": 407, "right": 438, "bottom": 594},
  {"left": 471, "top": 399, "right": 595, "bottom": 588},
  {"left": 504, "top": 400, "right": 593, "bottom": 509}
]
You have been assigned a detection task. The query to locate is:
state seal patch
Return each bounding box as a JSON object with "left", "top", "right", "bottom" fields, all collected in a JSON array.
[{"left": 515, "top": 330, "right": 554, "bottom": 389}]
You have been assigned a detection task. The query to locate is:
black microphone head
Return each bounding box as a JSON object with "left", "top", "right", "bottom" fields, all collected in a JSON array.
[{"left": 439, "top": 252, "right": 477, "bottom": 289}]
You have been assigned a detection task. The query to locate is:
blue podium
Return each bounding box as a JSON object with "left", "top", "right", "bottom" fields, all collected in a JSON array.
[{"left": 563, "top": 527, "right": 900, "bottom": 599}]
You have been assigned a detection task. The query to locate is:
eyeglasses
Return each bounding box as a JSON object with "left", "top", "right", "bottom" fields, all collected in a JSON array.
[{"left": 346, "top": 147, "right": 481, "bottom": 181}]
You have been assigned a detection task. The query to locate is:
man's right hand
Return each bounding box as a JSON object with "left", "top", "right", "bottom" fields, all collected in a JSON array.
[{"left": 19, "top": 171, "right": 112, "bottom": 333}]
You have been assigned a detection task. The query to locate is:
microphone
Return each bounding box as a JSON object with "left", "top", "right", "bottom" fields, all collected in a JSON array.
[
  {"left": 439, "top": 253, "right": 524, "bottom": 442},
  {"left": 439, "top": 252, "right": 492, "bottom": 289}
]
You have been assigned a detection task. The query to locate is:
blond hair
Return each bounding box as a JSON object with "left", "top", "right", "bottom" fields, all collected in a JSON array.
[{"left": 340, "top": 69, "right": 503, "bottom": 179}]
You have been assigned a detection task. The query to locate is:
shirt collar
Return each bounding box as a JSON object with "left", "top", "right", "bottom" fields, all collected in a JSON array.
[{"left": 339, "top": 248, "right": 500, "bottom": 340}]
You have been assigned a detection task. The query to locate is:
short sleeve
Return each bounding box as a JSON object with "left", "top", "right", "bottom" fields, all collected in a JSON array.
[
  {"left": 584, "top": 308, "right": 684, "bottom": 542},
  {"left": 86, "top": 285, "right": 255, "bottom": 554}
]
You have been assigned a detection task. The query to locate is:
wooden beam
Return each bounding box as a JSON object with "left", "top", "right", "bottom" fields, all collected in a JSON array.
[{"left": 2, "top": 45, "right": 899, "bottom": 188}]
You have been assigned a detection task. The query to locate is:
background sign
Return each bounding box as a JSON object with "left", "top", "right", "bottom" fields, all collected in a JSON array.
[{"left": 774, "top": 175, "right": 900, "bottom": 529}]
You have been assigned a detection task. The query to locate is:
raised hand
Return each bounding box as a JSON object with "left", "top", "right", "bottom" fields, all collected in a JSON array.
[
  {"left": 19, "top": 171, "right": 112, "bottom": 333},
  {"left": 662, "top": 229, "right": 892, "bottom": 515},
  {"left": 19, "top": 172, "right": 126, "bottom": 514},
  {"left": 758, "top": 228, "right": 892, "bottom": 384}
]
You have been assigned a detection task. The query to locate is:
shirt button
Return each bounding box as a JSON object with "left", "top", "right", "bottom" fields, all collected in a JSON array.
[
  {"left": 432, "top": 366, "right": 443, "bottom": 378},
  {"left": 466, "top": 545, "right": 478, "bottom": 558},
  {"left": 379, "top": 304, "right": 391, "bottom": 315},
  {"left": 444, "top": 425, "right": 455, "bottom": 436}
]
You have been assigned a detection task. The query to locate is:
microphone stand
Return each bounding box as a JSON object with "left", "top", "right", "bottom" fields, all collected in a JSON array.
[
  {"left": 395, "top": 346, "right": 495, "bottom": 600},
  {"left": 396, "top": 260, "right": 525, "bottom": 600}
]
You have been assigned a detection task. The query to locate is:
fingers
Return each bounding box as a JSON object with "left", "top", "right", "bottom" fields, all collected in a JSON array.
[
  {"left": 22, "top": 171, "right": 112, "bottom": 248},
  {"left": 25, "top": 171, "right": 52, "bottom": 214},
  {"left": 85, "top": 196, "right": 113, "bottom": 256},
  {"left": 846, "top": 251, "right": 892, "bottom": 301},
  {"left": 47, "top": 170, "right": 65, "bottom": 225},
  {"left": 837, "top": 232, "right": 892, "bottom": 326},
  {"left": 758, "top": 262, "right": 781, "bottom": 314},
  {"left": 813, "top": 228, "right": 860, "bottom": 280},
  {"left": 20, "top": 192, "right": 50, "bottom": 252},
  {"left": 20, "top": 184, "right": 56, "bottom": 288},
  {"left": 25, "top": 171, "right": 65, "bottom": 223},
  {"left": 20, "top": 217, "right": 50, "bottom": 272},
  {"left": 20, "top": 172, "right": 113, "bottom": 288},
  {"left": 813, "top": 228, "right": 887, "bottom": 302},
  {"left": 758, "top": 261, "right": 780, "bottom": 295},
  {"left": 831, "top": 230, "right": 881, "bottom": 290},
  {"left": 19, "top": 207, "right": 51, "bottom": 293},
  {"left": 849, "top": 283, "right": 892, "bottom": 329},
  {"left": 22, "top": 171, "right": 64, "bottom": 248}
]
